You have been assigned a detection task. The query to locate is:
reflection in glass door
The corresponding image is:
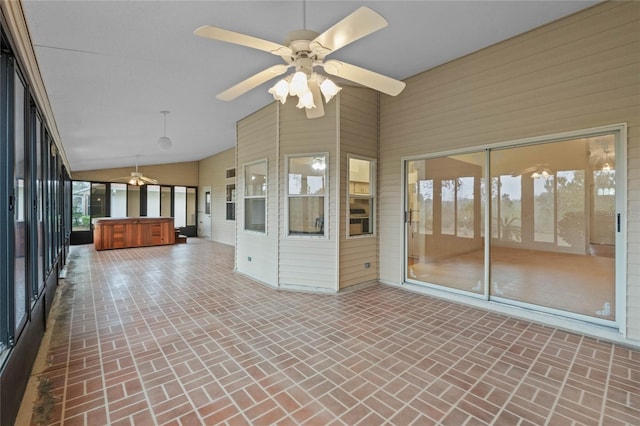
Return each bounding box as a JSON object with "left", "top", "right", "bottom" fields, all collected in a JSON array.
[
  {"left": 405, "top": 132, "right": 620, "bottom": 323},
  {"left": 406, "top": 152, "right": 485, "bottom": 294}
]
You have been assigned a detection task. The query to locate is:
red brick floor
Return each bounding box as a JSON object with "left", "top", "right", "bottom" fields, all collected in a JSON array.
[{"left": 26, "top": 239, "right": 639, "bottom": 425}]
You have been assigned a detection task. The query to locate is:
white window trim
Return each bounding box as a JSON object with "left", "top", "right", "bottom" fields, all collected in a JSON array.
[
  {"left": 285, "top": 153, "right": 329, "bottom": 239},
  {"left": 346, "top": 154, "right": 376, "bottom": 239},
  {"left": 242, "top": 159, "right": 268, "bottom": 234}
]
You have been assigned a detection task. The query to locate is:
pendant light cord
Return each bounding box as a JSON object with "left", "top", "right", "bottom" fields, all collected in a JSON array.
[
  {"left": 302, "top": 0, "right": 306, "bottom": 29},
  {"left": 161, "top": 111, "right": 169, "bottom": 137}
]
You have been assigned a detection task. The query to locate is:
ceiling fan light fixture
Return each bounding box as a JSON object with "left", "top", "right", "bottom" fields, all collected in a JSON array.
[
  {"left": 269, "top": 79, "right": 290, "bottom": 104},
  {"left": 296, "top": 90, "right": 315, "bottom": 109},
  {"left": 319, "top": 77, "right": 341, "bottom": 103},
  {"left": 312, "top": 157, "right": 326, "bottom": 170},
  {"left": 157, "top": 111, "right": 173, "bottom": 150},
  {"left": 602, "top": 162, "right": 611, "bottom": 171},
  {"left": 289, "top": 71, "right": 309, "bottom": 97},
  {"left": 157, "top": 136, "right": 172, "bottom": 150}
]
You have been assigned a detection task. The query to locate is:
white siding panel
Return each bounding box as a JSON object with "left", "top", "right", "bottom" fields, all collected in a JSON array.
[
  {"left": 339, "top": 88, "right": 379, "bottom": 289},
  {"left": 277, "top": 101, "right": 338, "bottom": 291},
  {"left": 236, "top": 104, "right": 278, "bottom": 286},
  {"left": 379, "top": 1, "right": 640, "bottom": 340}
]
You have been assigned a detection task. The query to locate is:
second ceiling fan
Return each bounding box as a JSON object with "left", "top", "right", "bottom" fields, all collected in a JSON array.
[{"left": 195, "top": 6, "right": 406, "bottom": 118}]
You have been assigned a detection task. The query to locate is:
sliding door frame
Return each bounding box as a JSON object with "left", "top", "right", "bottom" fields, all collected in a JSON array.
[{"left": 402, "top": 123, "right": 627, "bottom": 331}]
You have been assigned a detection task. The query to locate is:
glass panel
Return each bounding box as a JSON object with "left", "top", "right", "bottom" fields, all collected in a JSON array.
[
  {"left": 147, "top": 185, "right": 160, "bottom": 216},
  {"left": 187, "top": 188, "right": 196, "bottom": 226},
  {"left": 244, "top": 161, "right": 266, "bottom": 233},
  {"left": 348, "top": 157, "right": 374, "bottom": 236},
  {"left": 35, "top": 115, "right": 44, "bottom": 293},
  {"left": 440, "top": 180, "right": 455, "bottom": 235},
  {"left": 226, "top": 184, "right": 235, "bottom": 221},
  {"left": 534, "top": 175, "right": 555, "bottom": 243},
  {"left": 174, "top": 186, "right": 186, "bottom": 227},
  {"left": 496, "top": 175, "right": 522, "bottom": 242},
  {"left": 288, "top": 156, "right": 326, "bottom": 236},
  {"left": 90, "top": 183, "right": 107, "bottom": 219},
  {"left": 557, "top": 170, "right": 585, "bottom": 248},
  {"left": 457, "top": 177, "right": 474, "bottom": 238},
  {"left": 406, "top": 153, "right": 485, "bottom": 294},
  {"left": 289, "top": 197, "right": 325, "bottom": 235},
  {"left": 127, "top": 185, "right": 140, "bottom": 217},
  {"left": 14, "top": 70, "right": 27, "bottom": 330},
  {"left": 244, "top": 198, "right": 265, "bottom": 232},
  {"left": 245, "top": 162, "right": 266, "bottom": 196},
  {"left": 288, "top": 156, "right": 325, "bottom": 195},
  {"left": 72, "top": 182, "right": 91, "bottom": 230},
  {"left": 204, "top": 191, "right": 211, "bottom": 215},
  {"left": 349, "top": 198, "right": 373, "bottom": 235},
  {"left": 490, "top": 136, "right": 615, "bottom": 319},
  {"left": 160, "top": 186, "right": 172, "bottom": 217},
  {"left": 110, "top": 183, "right": 127, "bottom": 217}
]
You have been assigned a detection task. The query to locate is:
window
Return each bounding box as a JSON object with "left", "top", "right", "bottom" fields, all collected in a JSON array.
[
  {"left": 226, "top": 168, "right": 236, "bottom": 179},
  {"left": 110, "top": 183, "right": 127, "bottom": 217},
  {"left": 187, "top": 188, "right": 197, "bottom": 227},
  {"left": 72, "top": 181, "right": 91, "bottom": 231},
  {"left": 287, "top": 155, "right": 327, "bottom": 236},
  {"left": 174, "top": 186, "right": 187, "bottom": 227},
  {"left": 127, "top": 185, "right": 140, "bottom": 217},
  {"left": 226, "top": 184, "right": 236, "bottom": 220},
  {"left": 160, "top": 186, "right": 172, "bottom": 217},
  {"left": 14, "top": 67, "right": 28, "bottom": 333},
  {"left": 244, "top": 160, "right": 266, "bottom": 232},
  {"left": 204, "top": 191, "right": 211, "bottom": 215},
  {"left": 147, "top": 185, "right": 160, "bottom": 216},
  {"left": 348, "top": 157, "right": 375, "bottom": 236}
]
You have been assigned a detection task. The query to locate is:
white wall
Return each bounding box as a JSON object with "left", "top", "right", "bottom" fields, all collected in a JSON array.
[{"left": 199, "top": 148, "right": 236, "bottom": 245}]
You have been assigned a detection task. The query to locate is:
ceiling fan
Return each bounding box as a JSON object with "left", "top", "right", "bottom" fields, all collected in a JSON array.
[
  {"left": 511, "top": 164, "right": 553, "bottom": 179},
  {"left": 114, "top": 161, "right": 158, "bottom": 186},
  {"left": 194, "top": 6, "right": 406, "bottom": 118}
]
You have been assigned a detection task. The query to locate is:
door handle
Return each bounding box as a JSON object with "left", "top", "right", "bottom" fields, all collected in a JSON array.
[{"left": 617, "top": 213, "right": 621, "bottom": 232}]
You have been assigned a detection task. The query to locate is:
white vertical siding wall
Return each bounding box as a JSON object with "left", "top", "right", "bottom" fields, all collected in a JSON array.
[
  {"left": 379, "top": 1, "right": 640, "bottom": 340},
  {"left": 339, "top": 88, "right": 379, "bottom": 289},
  {"left": 198, "top": 148, "right": 236, "bottom": 246},
  {"left": 236, "top": 104, "right": 279, "bottom": 286},
  {"left": 278, "top": 100, "right": 338, "bottom": 291}
]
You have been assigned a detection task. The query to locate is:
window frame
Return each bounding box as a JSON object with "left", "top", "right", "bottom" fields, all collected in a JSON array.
[
  {"left": 242, "top": 159, "right": 267, "bottom": 234},
  {"left": 347, "top": 155, "right": 376, "bottom": 238},
  {"left": 286, "top": 153, "right": 329, "bottom": 239}
]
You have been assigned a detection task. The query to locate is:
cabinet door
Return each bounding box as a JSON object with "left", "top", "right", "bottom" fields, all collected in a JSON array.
[
  {"left": 150, "top": 223, "right": 163, "bottom": 245},
  {"left": 112, "top": 224, "right": 127, "bottom": 248}
]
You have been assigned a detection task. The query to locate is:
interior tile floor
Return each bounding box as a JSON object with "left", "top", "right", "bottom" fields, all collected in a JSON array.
[{"left": 20, "top": 238, "right": 639, "bottom": 425}]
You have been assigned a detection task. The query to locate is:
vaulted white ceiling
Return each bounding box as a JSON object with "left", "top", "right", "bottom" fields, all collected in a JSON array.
[{"left": 21, "top": 0, "right": 599, "bottom": 172}]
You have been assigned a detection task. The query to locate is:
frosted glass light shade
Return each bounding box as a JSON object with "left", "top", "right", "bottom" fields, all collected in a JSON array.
[
  {"left": 157, "top": 136, "right": 172, "bottom": 150},
  {"left": 289, "top": 71, "right": 309, "bottom": 97},
  {"left": 296, "top": 90, "right": 315, "bottom": 109},
  {"left": 269, "top": 79, "right": 289, "bottom": 104},
  {"left": 320, "top": 78, "right": 341, "bottom": 103}
]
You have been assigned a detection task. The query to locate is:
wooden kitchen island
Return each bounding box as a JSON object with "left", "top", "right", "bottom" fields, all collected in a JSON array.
[{"left": 93, "top": 217, "right": 175, "bottom": 251}]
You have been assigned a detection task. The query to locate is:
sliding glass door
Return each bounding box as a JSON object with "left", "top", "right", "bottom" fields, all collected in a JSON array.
[
  {"left": 406, "top": 152, "right": 485, "bottom": 294},
  {"left": 405, "top": 130, "right": 622, "bottom": 324}
]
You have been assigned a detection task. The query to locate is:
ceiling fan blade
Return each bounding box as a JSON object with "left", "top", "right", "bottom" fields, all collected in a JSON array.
[
  {"left": 217, "top": 64, "right": 290, "bottom": 101},
  {"left": 323, "top": 60, "right": 405, "bottom": 96},
  {"left": 194, "top": 26, "right": 292, "bottom": 56},
  {"left": 310, "top": 7, "right": 387, "bottom": 56},
  {"left": 141, "top": 176, "right": 158, "bottom": 184},
  {"left": 305, "top": 80, "right": 325, "bottom": 119}
]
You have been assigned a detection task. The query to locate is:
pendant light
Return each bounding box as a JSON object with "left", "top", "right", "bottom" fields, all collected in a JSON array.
[{"left": 157, "top": 111, "right": 173, "bottom": 150}]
